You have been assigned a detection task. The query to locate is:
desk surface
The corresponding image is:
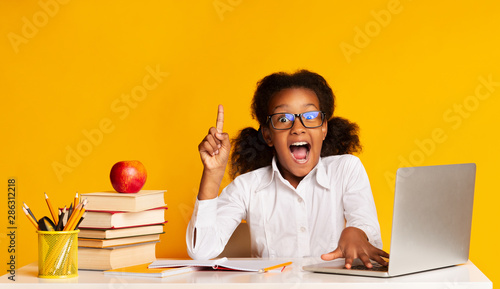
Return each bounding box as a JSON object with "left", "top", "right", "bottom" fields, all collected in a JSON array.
[{"left": 1, "top": 258, "right": 492, "bottom": 289}]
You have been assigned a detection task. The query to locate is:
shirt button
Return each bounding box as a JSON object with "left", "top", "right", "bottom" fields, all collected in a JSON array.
[
  {"left": 300, "top": 226, "right": 306, "bottom": 232},
  {"left": 297, "top": 197, "right": 303, "bottom": 203}
]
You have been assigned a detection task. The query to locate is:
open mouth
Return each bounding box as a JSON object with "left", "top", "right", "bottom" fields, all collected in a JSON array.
[{"left": 290, "top": 142, "right": 310, "bottom": 163}]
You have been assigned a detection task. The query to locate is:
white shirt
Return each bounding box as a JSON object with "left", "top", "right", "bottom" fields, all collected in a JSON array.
[{"left": 186, "top": 154, "right": 382, "bottom": 259}]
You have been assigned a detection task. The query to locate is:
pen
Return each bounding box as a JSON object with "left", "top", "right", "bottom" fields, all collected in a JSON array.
[
  {"left": 56, "top": 206, "right": 66, "bottom": 231},
  {"left": 67, "top": 203, "right": 73, "bottom": 226},
  {"left": 45, "top": 193, "right": 59, "bottom": 225},
  {"left": 258, "top": 262, "right": 293, "bottom": 273}
]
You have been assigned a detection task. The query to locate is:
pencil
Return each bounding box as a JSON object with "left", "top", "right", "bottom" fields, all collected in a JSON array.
[
  {"left": 64, "top": 203, "right": 81, "bottom": 231},
  {"left": 44, "top": 192, "right": 59, "bottom": 225},
  {"left": 23, "top": 202, "right": 37, "bottom": 221},
  {"left": 22, "top": 207, "right": 39, "bottom": 230},
  {"left": 258, "top": 262, "right": 293, "bottom": 273},
  {"left": 67, "top": 203, "right": 73, "bottom": 226},
  {"left": 73, "top": 192, "right": 79, "bottom": 210},
  {"left": 69, "top": 199, "right": 87, "bottom": 231},
  {"left": 74, "top": 212, "right": 87, "bottom": 230}
]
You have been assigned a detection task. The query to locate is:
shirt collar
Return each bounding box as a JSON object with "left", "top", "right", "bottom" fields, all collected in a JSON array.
[
  {"left": 314, "top": 157, "right": 330, "bottom": 189},
  {"left": 255, "top": 157, "right": 278, "bottom": 192},
  {"left": 256, "top": 156, "right": 330, "bottom": 192}
]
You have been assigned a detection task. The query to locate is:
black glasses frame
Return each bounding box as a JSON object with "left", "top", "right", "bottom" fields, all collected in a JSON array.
[{"left": 266, "top": 111, "right": 326, "bottom": 130}]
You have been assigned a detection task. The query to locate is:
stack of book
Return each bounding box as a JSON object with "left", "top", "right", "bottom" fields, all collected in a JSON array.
[{"left": 77, "top": 190, "right": 167, "bottom": 270}]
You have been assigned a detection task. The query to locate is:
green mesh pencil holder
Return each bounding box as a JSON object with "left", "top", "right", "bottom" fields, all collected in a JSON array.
[{"left": 37, "top": 230, "right": 79, "bottom": 278}]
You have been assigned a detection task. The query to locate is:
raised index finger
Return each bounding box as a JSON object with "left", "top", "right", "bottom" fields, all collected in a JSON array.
[{"left": 216, "top": 104, "right": 224, "bottom": 133}]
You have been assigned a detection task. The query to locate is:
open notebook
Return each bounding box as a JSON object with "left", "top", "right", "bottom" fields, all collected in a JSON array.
[{"left": 149, "top": 258, "right": 292, "bottom": 273}]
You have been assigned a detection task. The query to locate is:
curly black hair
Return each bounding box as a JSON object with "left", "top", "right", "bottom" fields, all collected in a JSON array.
[{"left": 230, "top": 70, "right": 361, "bottom": 179}]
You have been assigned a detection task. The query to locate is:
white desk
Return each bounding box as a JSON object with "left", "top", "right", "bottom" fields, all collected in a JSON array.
[{"left": 1, "top": 258, "right": 492, "bottom": 289}]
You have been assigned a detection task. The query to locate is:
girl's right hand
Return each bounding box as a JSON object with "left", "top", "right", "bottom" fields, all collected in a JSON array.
[{"left": 198, "top": 105, "right": 231, "bottom": 172}]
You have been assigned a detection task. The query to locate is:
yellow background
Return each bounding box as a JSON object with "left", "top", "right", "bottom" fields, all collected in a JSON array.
[{"left": 1, "top": 0, "right": 498, "bottom": 285}]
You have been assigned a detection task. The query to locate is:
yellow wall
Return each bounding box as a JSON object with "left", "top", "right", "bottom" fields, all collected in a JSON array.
[{"left": 1, "top": 0, "right": 498, "bottom": 284}]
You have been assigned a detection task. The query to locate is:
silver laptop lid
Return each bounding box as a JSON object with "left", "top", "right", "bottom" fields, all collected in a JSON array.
[{"left": 388, "top": 163, "right": 476, "bottom": 276}]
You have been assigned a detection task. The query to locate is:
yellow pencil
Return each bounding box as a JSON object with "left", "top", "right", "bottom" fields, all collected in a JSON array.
[
  {"left": 22, "top": 207, "right": 39, "bottom": 230},
  {"left": 64, "top": 203, "right": 81, "bottom": 231},
  {"left": 68, "top": 199, "right": 87, "bottom": 231},
  {"left": 73, "top": 192, "right": 79, "bottom": 210},
  {"left": 44, "top": 192, "right": 59, "bottom": 225},
  {"left": 74, "top": 212, "right": 87, "bottom": 230},
  {"left": 258, "top": 262, "right": 293, "bottom": 273}
]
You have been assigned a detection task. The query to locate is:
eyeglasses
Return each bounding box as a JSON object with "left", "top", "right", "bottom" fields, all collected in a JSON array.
[{"left": 267, "top": 111, "right": 326, "bottom": 130}]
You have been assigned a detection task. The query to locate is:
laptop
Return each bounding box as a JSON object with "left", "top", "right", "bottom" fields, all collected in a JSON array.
[{"left": 303, "top": 163, "right": 476, "bottom": 277}]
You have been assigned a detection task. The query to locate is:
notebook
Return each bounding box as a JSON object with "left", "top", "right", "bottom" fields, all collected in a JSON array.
[
  {"left": 303, "top": 163, "right": 476, "bottom": 277},
  {"left": 149, "top": 258, "right": 291, "bottom": 272}
]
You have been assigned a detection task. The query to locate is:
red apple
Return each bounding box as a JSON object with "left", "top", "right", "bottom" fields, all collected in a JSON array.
[{"left": 110, "top": 160, "right": 147, "bottom": 193}]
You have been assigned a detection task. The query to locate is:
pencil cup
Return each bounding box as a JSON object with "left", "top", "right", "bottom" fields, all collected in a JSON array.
[{"left": 37, "top": 230, "right": 79, "bottom": 278}]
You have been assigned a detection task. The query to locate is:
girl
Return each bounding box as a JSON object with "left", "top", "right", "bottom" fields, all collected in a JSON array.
[{"left": 186, "top": 70, "right": 389, "bottom": 269}]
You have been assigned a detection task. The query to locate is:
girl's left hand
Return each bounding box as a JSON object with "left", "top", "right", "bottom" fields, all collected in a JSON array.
[{"left": 320, "top": 227, "right": 389, "bottom": 269}]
